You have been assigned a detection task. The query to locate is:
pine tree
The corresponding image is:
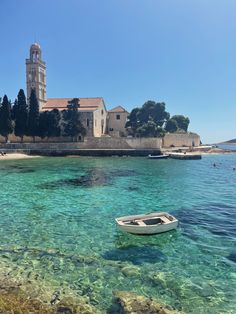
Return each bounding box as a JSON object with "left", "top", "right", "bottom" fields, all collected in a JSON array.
[
  {"left": 13, "top": 89, "right": 28, "bottom": 142},
  {"left": 0, "top": 95, "right": 13, "bottom": 142},
  {"left": 165, "top": 118, "right": 178, "bottom": 133},
  {"left": 28, "top": 89, "right": 39, "bottom": 142}
]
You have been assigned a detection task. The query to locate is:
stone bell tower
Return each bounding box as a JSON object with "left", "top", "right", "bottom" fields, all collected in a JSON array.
[{"left": 26, "top": 43, "right": 46, "bottom": 110}]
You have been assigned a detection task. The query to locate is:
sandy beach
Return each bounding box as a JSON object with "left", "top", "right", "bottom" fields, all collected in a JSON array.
[{"left": 0, "top": 153, "right": 40, "bottom": 160}]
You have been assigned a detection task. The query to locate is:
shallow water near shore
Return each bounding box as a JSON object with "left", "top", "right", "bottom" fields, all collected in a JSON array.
[{"left": 0, "top": 155, "right": 236, "bottom": 313}]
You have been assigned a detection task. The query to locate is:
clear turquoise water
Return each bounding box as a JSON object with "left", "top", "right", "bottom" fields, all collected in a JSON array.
[{"left": 0, "top": 155, "right": 236, "bottom": 313}]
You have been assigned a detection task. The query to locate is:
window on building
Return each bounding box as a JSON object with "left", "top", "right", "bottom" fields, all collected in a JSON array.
[
  {"left": 101, "top": 109, "right": 104, "bottom": 115},
  {"left": 95, "top": 120, "right": 97, "bottom": 127},
  {"left": 86, "top": 119, "right": 89, "bottom": 127},
  {"left": 116, "top": 114, "right": 120, "bottom": 120},
  {"left": 40, "top": 72, "right": 44, "bottom": 83}
]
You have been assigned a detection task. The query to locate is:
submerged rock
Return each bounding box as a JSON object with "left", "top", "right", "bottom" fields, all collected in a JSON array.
[
  {"left": 0, "top": 291, "right": 102, "bottom": 314},
  {"left": 227, "top": 252, "right": 236, "bottom": 263},
  {"left": 38, "top": 170, "right": 110, "bottom": 189},
  {"left": 38, "top": 167, "right": 139, "bottom": 190},
  {"left": 108, "top": 291, "right": 184, "bottom": 314},
  {"left": 110, "top": 169, "right": 139, "bottom": 177},
  {"left": 0, "top": 280, "right": 102, "bottom": 314},
  {"left": 0, "top": 264, "right": 103, "bottom": 314},
  {"left": 56, "top": 296, "right": 102, "bottom": 314},
  {"left": 126, "top": 186, "right": 139, "bottom": 192},
  {"left": 149, "top": 272, "right": 168, "bottom": 289},
  {"left": 0, "top": 290, "right": 56, "bottom": 314},
  {"left": 4, "top": 165, "right": 36, "bottom": 173},
  {"left": 121, "top": 265, "right": 140, "bottom": 277}
]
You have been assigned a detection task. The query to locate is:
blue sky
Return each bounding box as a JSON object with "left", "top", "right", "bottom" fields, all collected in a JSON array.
[{"left": 0, "top": 0, "right": 236, "bottom": 143}]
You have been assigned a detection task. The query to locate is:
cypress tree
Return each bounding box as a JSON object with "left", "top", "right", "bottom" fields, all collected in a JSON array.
[
  {"left": 13, "top": 89, "right": 28, "bottom": 142},
  {"left": 0, "top": 95, "right": 13, "bottom": 142},
  {"left": 38, "top": 109, "right": 62, "bottom": 140},
  {"left": 28, "top": 89, "right": 39, "bottom": 142},
  {"left": 48, "top": 109, "right": 61, "bottom": 138},
  {"left": 38, "top": 111, "right": 49, "bottom": 139},
  {"left": 11, "top": 99, "right": 18, "bottom": 120},
  {"left": 62, "top": 100, "right": 86, "bottom": 141}
]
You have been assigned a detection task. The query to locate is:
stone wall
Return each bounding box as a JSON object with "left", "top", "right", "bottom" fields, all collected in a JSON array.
[
  {"left": 0, "top": 137, "right": 162, "bottom": 150},
  {"left": 80, "top": 111, "right": 94, "bottom": 137},
  {"left": 0, "top": 133, "right": 200, "bottom": 149},
  {"left": 82, "top": 137, "right": 161, "bottom": 149},
  {"left": 163, "top": 132, "right": 200, "bottom": 147},
  {"left": 126, "top": 137, "right": 161, "bottom": 149},
  {"left": 0, "top": 134, "right": 73, "bottom": 143}
]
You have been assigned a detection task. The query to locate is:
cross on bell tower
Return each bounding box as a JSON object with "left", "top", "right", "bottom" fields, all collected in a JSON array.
[{"left": 26, "top": 43, "right": 46, "bottom": 110}]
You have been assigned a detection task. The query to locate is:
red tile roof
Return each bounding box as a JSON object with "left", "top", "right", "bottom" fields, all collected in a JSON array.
[
  {"left": 42, "top": 98, "right": 104, "bottom": 112},
  {"left": 108, "top": 106, "right": 128, "bottom": 113}
]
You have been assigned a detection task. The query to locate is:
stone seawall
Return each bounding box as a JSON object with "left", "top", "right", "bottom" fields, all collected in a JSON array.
[
  {"left": 0, "top": 133, "right": 201, "bottom": 156},
  {"left": 163, "top": 133, "right": 200, "bottom": 147},
  {"left": 0, "top": 148, "right": 161, "bottom": 157},
  {"left": 0, "top": 137, "right": 161, "bottom": 149},
  {"left": 0, "top": 135, "right": 162, "bottom": 149},
  {"left": 0, "top": 137, "right": 162, "bottom": 156}
]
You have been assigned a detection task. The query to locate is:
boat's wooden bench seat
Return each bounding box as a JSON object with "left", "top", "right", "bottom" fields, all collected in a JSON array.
[
  {"left": 160, "top": 216, "right": 170, "bottom": 223},
  {"left": 136, "top": 220, "right": 146, "bottom": 226}
]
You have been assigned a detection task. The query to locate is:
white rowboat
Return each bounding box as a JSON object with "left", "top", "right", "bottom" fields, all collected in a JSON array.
[{"left": 115, "top": 212, "right": 178, "bottom": 235}]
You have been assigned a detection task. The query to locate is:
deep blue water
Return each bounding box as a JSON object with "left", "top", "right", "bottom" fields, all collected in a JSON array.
[
  {"left": 0, "top": 155, "right": 235, "bottom": 313},
  {"left": 217, "top": 143, "right": 236, "bottom": 151}
]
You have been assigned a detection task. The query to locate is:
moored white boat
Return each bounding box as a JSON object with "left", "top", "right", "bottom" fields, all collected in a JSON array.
[
  {"left": 147, "top": 154, "right": 169, "bottom": 159},
  {"left": 168, "top": 152, "right": 202, "bottom": 160},
  {"left": 115, "top": 212, "right": 178, "bottom": 235}
]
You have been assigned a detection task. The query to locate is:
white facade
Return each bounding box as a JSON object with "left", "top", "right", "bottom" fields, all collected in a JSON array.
[{"left": 107, "top": 106, "right": 129, "bottom": 137}]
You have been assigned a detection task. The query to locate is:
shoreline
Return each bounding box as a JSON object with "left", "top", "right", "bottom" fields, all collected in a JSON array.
[
  {"left": 0, "top": 148, "right": 235, "bottom": 160},
  {"left": 0, "top": 153, "right": 41, "bottom": 160}
]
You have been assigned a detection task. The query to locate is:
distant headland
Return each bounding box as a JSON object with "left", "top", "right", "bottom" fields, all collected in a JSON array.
[{"left": 219, "top": 139, "right": 236, "bottom": 144}]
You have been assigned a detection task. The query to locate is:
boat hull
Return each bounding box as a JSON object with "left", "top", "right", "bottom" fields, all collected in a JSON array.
[
  {"left": 168, "top": 153, "right": 202, "bottom": 160},
  {"left": 117, "top": 221, "right": 178, "bottom": 235},
  {"left": 148, "top": 154, "right": 169, "bottom": 159}
]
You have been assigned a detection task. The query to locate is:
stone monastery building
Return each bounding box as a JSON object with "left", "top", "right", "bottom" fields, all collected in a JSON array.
[{"left": 26, "top": 43, "right": 129, "bottom": 138}]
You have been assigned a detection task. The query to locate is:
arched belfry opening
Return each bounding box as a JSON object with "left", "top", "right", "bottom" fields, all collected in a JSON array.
[{"left": 30, "top": 43, "right": 42, "bottom": 61}]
